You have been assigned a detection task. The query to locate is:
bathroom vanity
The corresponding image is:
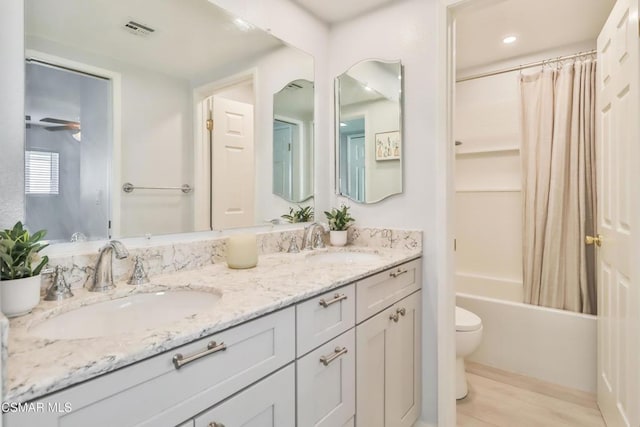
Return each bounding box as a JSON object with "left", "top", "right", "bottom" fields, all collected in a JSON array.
[{"left": 3, "top": 245, "right": 421, "bottom": 427}]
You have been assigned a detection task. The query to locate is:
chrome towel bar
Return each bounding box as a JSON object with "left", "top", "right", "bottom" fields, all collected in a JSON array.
[{"left": 122, "top": 182, "right": 192, "bottom": 194}]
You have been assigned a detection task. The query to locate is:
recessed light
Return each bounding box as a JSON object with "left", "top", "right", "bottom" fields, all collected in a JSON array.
[
  {"left": 364, "top": 85, "right": 373, "bottom": 92},
  {"left": 503, "top": 36, "right": 517, "bottom": 44},
  {"left": 340, "top": 122, "right": 347, "bottom": 127},
  {"left": 234, "top": 18, "right": 254, "bottom": 32}
]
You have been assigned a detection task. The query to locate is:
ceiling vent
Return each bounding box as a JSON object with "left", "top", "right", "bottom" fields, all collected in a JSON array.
[{"left": 124, "top": 21, "right": 155, "bottom": 37}]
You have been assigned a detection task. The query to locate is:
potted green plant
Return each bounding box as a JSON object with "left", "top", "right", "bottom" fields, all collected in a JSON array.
[
  {"left": 0, "top": 222, "right": 49, "bottom": 317},
  {"left": 281, "top": 205, "right": 314, "bottom": 223},
  {"left": 324, "top": 205, "right": 355, "bottom": 246}
]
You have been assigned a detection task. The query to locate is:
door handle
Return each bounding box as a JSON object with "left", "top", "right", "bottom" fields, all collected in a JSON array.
[{"left": 585, "top": 234, "right": 602, "bottom": 247}]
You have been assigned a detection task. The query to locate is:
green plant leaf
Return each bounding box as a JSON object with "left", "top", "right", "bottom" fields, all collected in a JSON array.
[{"left": 0, "top": 221, "right": 48, "bottom": 280}]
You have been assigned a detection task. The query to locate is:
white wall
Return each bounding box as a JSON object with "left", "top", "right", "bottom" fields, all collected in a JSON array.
[
  {"left": 330, "top": 1, "right": 440, "bottom": 423},
  {"left": 0, "top": 1, "right": 25, "bottom": 229}
]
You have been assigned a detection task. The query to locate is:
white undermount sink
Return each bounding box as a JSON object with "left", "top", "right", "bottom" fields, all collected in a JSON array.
[
  {"left": 29, "top": 290, "right": 221, "bottom": 340},
  {"left": 305, "top": 251, "right": 382, "bottom": 264}
]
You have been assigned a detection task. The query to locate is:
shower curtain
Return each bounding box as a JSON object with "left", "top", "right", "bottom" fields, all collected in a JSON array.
[{"left": 519, "top": 59, "right": 597, "bottom": 314}]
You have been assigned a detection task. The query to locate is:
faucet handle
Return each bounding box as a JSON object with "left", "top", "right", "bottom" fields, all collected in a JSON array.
[
  {"left": 313, "top": 230, "right": 326, "bottom": 249},
  {"left": 128, "top": 256, "right": 150, "bottom": 286},
  {"left": 44, "top": 265, "right": 74, "bottom": 301},
  {"left": 287, "top": 235, "right": 300, "bottom": 253}
]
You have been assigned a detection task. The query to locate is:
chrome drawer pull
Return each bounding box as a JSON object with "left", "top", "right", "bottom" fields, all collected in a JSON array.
[
  {"left": 319, "top": 293, "right": 347, "bottom": 308},
  {"left": 320, "top": 346, "right": 348, "bottom": 366},
  {"left": 397, "top": 307, "right": 406, "bottom": 316},
  {"left": 172, "top": 341, "right": 226, "bottom": 369},
  {"left": 209, "top": 423, "right": 225, "bottom": 427},
  {"left": 390, "top": 268, "right": 409, "bottom": 278},
  {"left": 390, "top": 313, "right": 400, "bottom": 323}
]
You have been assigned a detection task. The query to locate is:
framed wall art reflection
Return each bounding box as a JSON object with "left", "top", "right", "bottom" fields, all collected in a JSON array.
[{"left": 375, "top": 130, "right": 401, "bottom": 161}]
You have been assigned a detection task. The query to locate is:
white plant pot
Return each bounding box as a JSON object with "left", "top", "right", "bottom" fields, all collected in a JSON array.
[
  {"left": 1, "top": 275, "right": 42, "bottom": 318},
  {"left": 329, "top": 230, "right": 348, "bottom": 247}
]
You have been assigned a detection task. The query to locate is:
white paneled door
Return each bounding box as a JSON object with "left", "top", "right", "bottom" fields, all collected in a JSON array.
[
  {"left": 596, "top": 0, "right": 640, "bottom": 425},
  {"left": 209, "top": 95, "right": 255, "bottom": 230}
]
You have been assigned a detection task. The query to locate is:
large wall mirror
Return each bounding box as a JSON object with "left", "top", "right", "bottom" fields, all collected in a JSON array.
[
  {"left": 335, "top": 60, "right": 403, "bottom": 203},
  {"left": 20, "top": 0, "right": 314, "bottom": 242}
]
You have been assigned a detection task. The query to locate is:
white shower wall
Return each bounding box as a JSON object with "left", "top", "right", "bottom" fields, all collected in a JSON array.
[
  {"left": 455, "top": 64, "right": 523, "bottom": 301},
  {"left": 454, "top": 42, "right": 596, "bottom": 302}
]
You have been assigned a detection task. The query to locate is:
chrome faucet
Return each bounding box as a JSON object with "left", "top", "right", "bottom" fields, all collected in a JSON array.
[
  {"left": 89, "top": 240, "right": 129, "bottom": 292},
  {"left": 301, "top": 223, "right": 326, "bottom": 250}
]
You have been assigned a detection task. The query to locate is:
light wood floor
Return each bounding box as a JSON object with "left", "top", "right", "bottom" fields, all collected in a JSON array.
[{"left": 457, "top": 362, "right": 606, "bottom": 427}]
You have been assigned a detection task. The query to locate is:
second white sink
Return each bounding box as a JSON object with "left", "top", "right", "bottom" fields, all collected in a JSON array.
[{"left": 29, "top": 290, "right": 221, "bottom": 340}]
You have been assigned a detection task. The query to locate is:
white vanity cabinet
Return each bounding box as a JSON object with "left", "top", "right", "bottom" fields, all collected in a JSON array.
[
  {"left": 5, "top": 257, "right": 422, "bottom": 427},
  {"left": 355, "top": 264, "right": 422, "bottom": 427},
  {"left": 4, "top": 307, "right": 295, "bottom": 427},
  {"left": 193, "top": 364, "right": 295, "bottom": 427}
]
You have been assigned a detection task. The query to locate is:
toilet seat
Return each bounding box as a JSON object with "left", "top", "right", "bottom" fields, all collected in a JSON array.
[{"left": 456, "top": 306, "right": 481, "bottom": 332}]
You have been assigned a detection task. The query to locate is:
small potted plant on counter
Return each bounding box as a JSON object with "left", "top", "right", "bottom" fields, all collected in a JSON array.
[
  {"left": 281, "top": 205, "right": 314, "bottom": 223},
  {"left": 0, "top": 222, "right": 49, "bottom": 317},
  {"left": 324, "top": 205, "right": 355, "bottom": 247}
]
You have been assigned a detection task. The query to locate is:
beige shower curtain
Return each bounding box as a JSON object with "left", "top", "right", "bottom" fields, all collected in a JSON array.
[{"left": 520, "top": 60, "right": 597, "bottom": 314}]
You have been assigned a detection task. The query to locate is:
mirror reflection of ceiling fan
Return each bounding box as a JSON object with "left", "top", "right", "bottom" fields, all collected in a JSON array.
[
  {"left": 25, "top": 115, "right": 82, "bottom": 141},
  {"left": 39, "top": 117, "right": 81, "bottom": 132},
  {"left": 25, "top": 115, "right": 82, "bottom": 142}
]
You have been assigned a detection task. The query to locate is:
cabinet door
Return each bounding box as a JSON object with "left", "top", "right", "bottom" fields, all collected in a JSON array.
[
  {"left": 355, "top": 291, "right": 422, "bottom": 427},
  {"left": 355, "top": 304, "right": 396, "bottom": 427},
  {"left": 386, "top": 291, "right": 421, "bottom": 427},
  {"left": 297, "top": 329, "right": 355, "bottom": 427},
  {"left": 194, "top": 364, "right": 295, "bottom": 427}
]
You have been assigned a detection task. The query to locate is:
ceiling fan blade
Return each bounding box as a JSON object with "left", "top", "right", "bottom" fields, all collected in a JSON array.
[
  {"left": 40, "top": 117, "right": 80, "bottom": 126},
  {"left": 44, "top": 125, "right": 78, "bottom": 131}
]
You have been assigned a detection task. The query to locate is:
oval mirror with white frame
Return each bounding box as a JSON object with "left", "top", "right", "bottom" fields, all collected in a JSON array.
[
  {"left": 273, "top": 79, "right": 314, "bottom": 204},
  {"left": 335, "top": 59, "right": 403, "bottom": 204}
]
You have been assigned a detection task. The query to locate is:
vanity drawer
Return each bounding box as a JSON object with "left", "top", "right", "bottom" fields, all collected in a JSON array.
[
  {"left": 194, "top": 364, "right": 295, "bottom": 427},
  {"left": 296, "top": 329, "right": 355, "bottom": 427},
  {"left": 356, "top": 258, "right": 421, "bottom": 323},
  {"left": 296, "top": 284, "right": 355, "bottom": 356},
  {"left": 7, "top": 307, "right": 295, "bottom": 427}
]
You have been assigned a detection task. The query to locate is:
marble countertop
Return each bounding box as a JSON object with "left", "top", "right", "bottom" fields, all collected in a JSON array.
[{"left": 5, "top": 246, "right": 421, "bottom": 402}]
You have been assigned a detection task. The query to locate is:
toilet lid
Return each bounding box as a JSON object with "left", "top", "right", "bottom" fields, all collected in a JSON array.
[{"left": 456, "top": 306, "right": 481, "bottom": 332}]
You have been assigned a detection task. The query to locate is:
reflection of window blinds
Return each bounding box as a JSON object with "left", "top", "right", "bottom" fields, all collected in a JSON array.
[{"left": 25, "top": 151, "right": 59, "bottom": 195}]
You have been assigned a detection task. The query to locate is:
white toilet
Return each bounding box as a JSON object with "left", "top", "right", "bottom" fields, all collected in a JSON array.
[{"left": 455, "top": 306, "right": 483, "bottom": 399}]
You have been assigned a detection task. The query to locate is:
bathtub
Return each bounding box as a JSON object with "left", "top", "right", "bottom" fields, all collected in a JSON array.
[{"left": 456, "top": 277, "right": 597, "bottom": 393}]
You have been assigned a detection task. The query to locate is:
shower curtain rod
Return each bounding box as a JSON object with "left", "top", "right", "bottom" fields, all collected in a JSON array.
[{"left": 456, "top": 49, "right": 597, "bottom": 83}]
